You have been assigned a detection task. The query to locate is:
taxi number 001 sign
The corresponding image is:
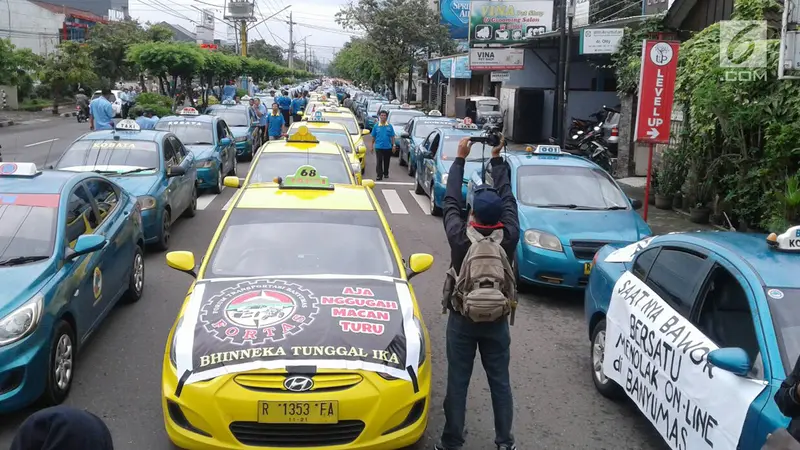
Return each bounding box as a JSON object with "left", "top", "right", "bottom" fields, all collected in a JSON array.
[{"left": 258, "top": 400, "right": 339, "bottom": 424}]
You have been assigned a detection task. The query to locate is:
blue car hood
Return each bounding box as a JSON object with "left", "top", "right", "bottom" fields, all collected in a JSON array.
[
  {"left": 519, "top": 206, "right": 644, "bottom": 245},
  {"left": 0, "top": 262, "right": 53, "bottom": 317},
  {"left": 230, "top": 127, "right": 249, "bottom": 138},
  {"left": 111, "top": 174, "right": 159, "bottom": 196},
  {"left": 187, "top": 145, "right": 216, "bottom": 161},
  {"left": 442, "top": 160, "right": 485, "bottom": 183}
]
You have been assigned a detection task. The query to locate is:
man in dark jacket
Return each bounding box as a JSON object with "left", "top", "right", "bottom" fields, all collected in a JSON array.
[
  {"left": 436, "top": 136, "right": 519, "bottom": 450},
  {"left": 10, "top": 405, "right": 114, "bottom": 450},
  {"left": 775, "top": 354, "right": 800, "bottom": 441}
]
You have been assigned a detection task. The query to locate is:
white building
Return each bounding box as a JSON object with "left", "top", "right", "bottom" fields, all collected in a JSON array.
[{"left": 0, "top": 1, "right": 106, "bottom": 56}]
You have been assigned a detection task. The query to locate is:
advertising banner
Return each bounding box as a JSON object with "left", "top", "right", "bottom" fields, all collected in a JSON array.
[
  {"left": 469, "top": 0, "right": 554, "bottom": 47},
  {"left": 440, "top": 58, "right": 454, "bottom": 78},
  {"left": 573, "top": 0, "right": 590, "bottom": 27},
  {"left": 428, "top": 59, "right": 441, "bottom": 77},
  {"left": 579, "top": 29, "right": 624, "bottom": 54},
  {"left": 634, "top": 40, "right": 680, "bottom": 144},
  {"left": 440, "top": 0, "right": 471, "bottom": 40},
  {"left": 491, "top": 71, "right": 511, "bottom": 82},
  {"left": 174, "top": 276, "right": 422, "bottom": 386},
  {"left": 469, "top": 48, "right": 524, "bottom": 70},
  {"left": 452, "top": 55, "right": 472, "bottom": 78}
]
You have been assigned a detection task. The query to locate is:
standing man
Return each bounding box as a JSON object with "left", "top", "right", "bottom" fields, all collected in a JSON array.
[
  {"left": 143, "top": 109, "right": 159, "bottom": 129},
  {"left": 266, "top": 102, "right": 286, "bottom": 141},
  {"left": 254, "top": 98, "right": 268, "bottom": 142},
  {"left": 291, "top": 93, "right": 303, "bottom": 123},
  {"left": 89, "top": 88, "right": 115, "bottom": 131},
  {"left": 134, "top": 108, "right": 149, "bottom": 129},
  {"left": 436, "top": 136, "right": 518, "bottom": 450},
  {"left": 370, "top": 110, "right": 395, "bottom": 181},
  {"left": 277, "top": 90, "right": 292, "bottom": 125},
  {"left": 222, "top": 80, "right": 237, "bottom": 101}
]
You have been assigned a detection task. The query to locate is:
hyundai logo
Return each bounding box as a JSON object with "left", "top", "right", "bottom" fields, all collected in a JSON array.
[{"left": 284, "top": 375, "right": 314, "bottom": 392}]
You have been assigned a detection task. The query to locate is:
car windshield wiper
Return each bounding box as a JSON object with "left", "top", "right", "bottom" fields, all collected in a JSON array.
[
  {"left": 118, "top": 167, "right": 157, "bottom": 175},
  {"left": 191, "top": 142, "right": 214, "bottom": 145},
  {"left": 537, "top": 204, "right": 580, "bottom": 209},
  {"left": 604, "top": 205, "right": 628, "bottom": 210},
  {"left": 0, "top": 255, "right": 48, "bottom": 266}
]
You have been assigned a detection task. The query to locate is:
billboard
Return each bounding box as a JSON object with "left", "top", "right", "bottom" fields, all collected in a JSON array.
[
  {"left": 440, "top": 0, "right": 471, "bottom": 40},
  {"left": 469, "top": 48, "right": 524, "bottom": 70},
  {"left": 469, "top": 0, "right": 554, "bottom": 47},
  {"left": 225, "top": 0, "right": 254, "bottom": 19},
  {"left": 452, "top": 55, "right": 472, "bottom": 78},
  {"left": 440, "top": 58, "right": 454, "bottom": 78}
]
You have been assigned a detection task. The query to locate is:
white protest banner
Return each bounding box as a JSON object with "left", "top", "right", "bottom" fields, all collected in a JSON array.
[
  {"left": 604, "top": 236, "right": 655, "bottom": 263},
  {"left": 603, "top": 272, "right": 766, "bottom": 450}
]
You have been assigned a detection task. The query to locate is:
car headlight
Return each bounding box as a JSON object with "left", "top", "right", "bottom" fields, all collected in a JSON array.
[
  {"left": 441, "top": 173, "right": 448, "bottom": 185},
  {"left": 235, "top": 136, "right": 248, "bottom": 142},
  {"left": 378, "top": 315, "right": 426, "bottom": 380},
  {"left": 524, "top": 229, "right": 563, "bottom": 252},
  {"left": 137, "top": 195, "right": 157, "bottom": 211},
  {"left": 0, "top": 294, "right": 44, "bottom": 347},
  {"left": 169, "top": 316, "right": 184, "bottom": 367},
  {"left": 195, "top": 159, "right": 214, "bottom": 168}
]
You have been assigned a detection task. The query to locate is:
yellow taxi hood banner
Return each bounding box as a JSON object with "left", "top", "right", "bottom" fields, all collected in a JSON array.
[{"left": 174, "top": 275, "right": 421, "bottom": 386}]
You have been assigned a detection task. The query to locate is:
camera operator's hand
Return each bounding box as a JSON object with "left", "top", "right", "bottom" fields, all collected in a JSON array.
[
  {"left": 457, "top": 137, "right": 474, "bottom": 159},
  {"left": 491, "top": 135, "right": 505, "bottom": 158}
]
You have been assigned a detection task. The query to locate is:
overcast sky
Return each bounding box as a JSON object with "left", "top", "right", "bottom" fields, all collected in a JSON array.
[{"left": 128, "top": 0, "right": 363, "bottom": 64}]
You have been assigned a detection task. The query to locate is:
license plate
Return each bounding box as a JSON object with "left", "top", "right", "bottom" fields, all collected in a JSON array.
[
  {"left": 257, "top": 401, "right": 339, "bottom": 424},
  {"left": 584, "top": 262, "right": 593, "bottom": 275}
]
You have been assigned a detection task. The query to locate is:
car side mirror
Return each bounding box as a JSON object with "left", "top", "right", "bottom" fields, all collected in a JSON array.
[
  {"left": 630, "top": 198, "right": 643, "bottom": 210},
  {"left": 707, "top": 348, "right": 751, "bottom": 377},
  {"left": 361, "top": 129, "right": 370, "bottom": 135},
  {"left": 67, "top": 234, "right": 106, "bottom": 260},
  {"left": 400, "top": 132, "right": 410, "bottom": 139},
  {"left": 407, "top": 253, "right": 434, "bottom": 279},
  {"left": 362, "top": 179, "right": 375, "bottom": 189},
  {"left": 220, "top": 137, "right": 232, "bottom": 146},
  {"left": 422, "top": 151, "right": 433, "bottom": 159},
  {"left": 166, "top": 251, "right": 197, "bottom": 278},
  {"left": 167, "top": 165, "right": 186, "bottom": 177},
  {"left": 224, "top": 176, "right": 242, "bottom": 188}
]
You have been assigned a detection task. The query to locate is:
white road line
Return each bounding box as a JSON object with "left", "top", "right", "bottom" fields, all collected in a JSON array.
[
  {"left": 381, "top": 189, "right": 408, "bottom": 214},
  {"left": 409, "top": 191, "right": 431, "bottom": 215},
  {"left": 24, "top": 138, "right": 58, "bottom": 147},
  {"left": 375, "top": 181, "right": 414, "bottom": 186},
  {"left": 222, "top": 193, "right": 237, "bottom": 211},
  {"left": 196, "top": 194, "right": 217, "bottom": 210}
]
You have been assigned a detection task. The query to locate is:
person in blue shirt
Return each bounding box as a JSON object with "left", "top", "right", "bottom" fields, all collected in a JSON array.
[
  {"left": 254, "top": 98, "right": 268, "bottom": 141},
  {"left": 222, "top": 81, "right": 237, "bottom": 101},
  {"left": 144, "top": 110, "right": 160, "bottom": 129},
  {"left": 291, "top": 93, "right": 303, "bottom": 123},
  {"left": 266, "top": 102, "right": 286, "bottom": 141},
  {"left": 277, "top": 90, "right": 292, "bottom": 125},
  {"left": 89, "top": 88, "right": 115, "bottom": 131},
  {"left": 134, "top": 108, "right": 150, "bottom": 129},
  {"left": 370, "top": 110, "right": 395, "bottom": 180}
]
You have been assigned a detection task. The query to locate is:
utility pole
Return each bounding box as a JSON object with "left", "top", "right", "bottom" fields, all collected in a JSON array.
[
  {"left": 240, "top": 19, "right": 247, "bottom": 57},
  {"left": 554, "top": 0, "right": 567, "bottom": 141},
  {"left": 304, "top": 41, "right": 308, "bottom": 71},
  {"left": 560, "top": 0, "right": 575, "bottom": 148},
  {"left": 288, "top": 12, "right": 295, "bottom": 69}
]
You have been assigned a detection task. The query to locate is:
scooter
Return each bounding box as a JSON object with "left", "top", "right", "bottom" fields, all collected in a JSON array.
[{"left": 76, "top": 105, "right": 88, "bottom": 123}]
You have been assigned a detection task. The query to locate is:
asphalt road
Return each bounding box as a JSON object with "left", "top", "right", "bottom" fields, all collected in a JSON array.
[{"left": 0, "top": 121, "right": 663, "bottom": 449}]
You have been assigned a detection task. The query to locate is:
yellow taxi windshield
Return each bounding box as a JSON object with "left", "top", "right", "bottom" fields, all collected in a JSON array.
[{"left": 251, "top": 153, "right": 351, "bottom": 184}]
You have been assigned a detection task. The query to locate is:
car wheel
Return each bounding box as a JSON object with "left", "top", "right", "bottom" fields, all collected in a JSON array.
[
  {"left": 430, "top": 185, "right": 442, "bottom": 216},
  {"left": 399, "top": 149, "right": 407, "bottom": 167},
  {"left": 408, "top": 158, "right": 415, "bottom": 176},
  {"left": 229, "top": 156, "right": 238, "bottom": 176},
  {"left": 123, "top": 245, "right": 145, "bottom": 303},
  {"left": 590, "top": 319, "right": 625, "bottom": 400},
  {"left": 155, "top": 210, "right": 171, "bottom": 251},
  {"left": 42, "top": 320, "right": 75, "bottom": 406},
  {"left": 414, "top": 174, "right": 424, "bottom": 194},
  {"left": 183, "top": 187, "right": 197, "bottom": 218},
  {"left": 212, "top": 170, "right": 223, "bottom": 194}
]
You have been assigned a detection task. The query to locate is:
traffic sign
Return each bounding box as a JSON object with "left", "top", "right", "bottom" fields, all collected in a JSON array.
[{"left": 634, "top": 40, "right": 680, "bottom": 144}]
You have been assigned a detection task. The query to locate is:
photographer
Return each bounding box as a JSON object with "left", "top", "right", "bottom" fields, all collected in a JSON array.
[
  {"left": 436, "top": 133, "right": 519, "bottom": 450},
  {"left": 774, "top": 354, "right": 800, "bottom": 444}
]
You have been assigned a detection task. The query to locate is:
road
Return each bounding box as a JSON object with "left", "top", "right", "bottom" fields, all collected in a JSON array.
[{"left": 0, "top": 120, "right": 663, "bottom": 449}]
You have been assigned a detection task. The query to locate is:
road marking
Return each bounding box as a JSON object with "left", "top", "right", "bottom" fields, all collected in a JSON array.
[
  {"left": 222, "top": 193, "right": 237, "bottom": 211},
  {"left": 381, "top": 189, "right": 408, "bottom": 214},
  {"left": 375, "top": 181, "right": 414, "bottom": 186},
  {"left": 25, "top": 138, "right": 58, "bottom": 147},
  {"left": 410, "top": 191, "right": 431, "bottom": 215},
  {"left": 196, "top": 194, "right": 217, "bottom": 210}
]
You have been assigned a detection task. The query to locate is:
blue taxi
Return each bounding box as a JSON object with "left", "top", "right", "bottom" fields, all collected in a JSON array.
[
  {"left": 466, "top": 145, "right": 650, "bottom": 288},
  {"left": 55, "top": 119, "right": 197, "bottom": 251},
  {"left": 155, "top": 107, "right": 237, "bottom": 194},
  {"left": 0, "top": 162, "right": 145, "bottom": 413},
  {"left": 584, "top": 226, "right": 800, "bottom": 450},
  {"left": 398, "top": 116, "right": 457, "bottom": 176},
  {"left": 413, "top": 122, "right": 486, "bottom": 216},
  {"left": 205, "top": 101, "right": 261, "bottom": 161}
]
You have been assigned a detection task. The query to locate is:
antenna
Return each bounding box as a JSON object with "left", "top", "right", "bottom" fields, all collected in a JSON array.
[{"left": 44, "top": 138, "right": 58, "bottom": 169}]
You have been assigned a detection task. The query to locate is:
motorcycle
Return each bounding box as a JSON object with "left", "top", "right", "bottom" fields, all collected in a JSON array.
[
  {"left": 570, "top": 123, "right": 614, "bottom": 172},
  {"left": 76, "top": 105, "right": 88, "bottom": 123}
]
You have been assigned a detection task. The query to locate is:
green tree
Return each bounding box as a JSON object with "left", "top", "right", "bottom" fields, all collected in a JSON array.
[
  {"left": 330, "top": 39, "right": 381, "bottom": 87},
  {"left": 0, "top": 39, "right": 43, "bottom": 99},
  {"left": 145, "top": 23, "right": 175, "bottom": 42},
  {"left": 127, "top": 41, "right": 205, "bottom": 102},
  {"left": 40, "top": 41, "right": 97, "bottom": 114},
  {"left": 198, "top": 52, "right": 242, "bottom": 106},
  {"left": 87, "top": 20, "right": 146, "bottom": 88},
  {"left": 247, "top": 40, "right": 285, "bottom": 64}
]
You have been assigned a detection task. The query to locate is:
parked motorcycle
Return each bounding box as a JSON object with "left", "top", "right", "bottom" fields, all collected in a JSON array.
[{"left": 570, "top": 123, "right": 614, "bottom": 172}]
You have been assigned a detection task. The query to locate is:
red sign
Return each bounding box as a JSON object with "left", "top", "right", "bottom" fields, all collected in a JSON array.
[
  {"left": 634, "top": 40, "right": 680, "bottom": 144},
  {"left": 200, "top": 43, "right": 218, "bottom": 50}
]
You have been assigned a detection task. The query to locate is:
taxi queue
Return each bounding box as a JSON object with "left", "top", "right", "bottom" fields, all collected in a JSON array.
[{"left": 0, "top": 81, "right": 797, "bottom": 450}]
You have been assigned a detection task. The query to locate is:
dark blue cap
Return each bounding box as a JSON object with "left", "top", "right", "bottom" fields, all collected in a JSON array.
[{"left": 473, "top": 188, "right": 503, "bottom": 225}]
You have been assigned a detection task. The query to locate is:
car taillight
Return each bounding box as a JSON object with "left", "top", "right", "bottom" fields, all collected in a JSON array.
[{"left": 611, "top": 127, "right": 619, "bottom": 137}]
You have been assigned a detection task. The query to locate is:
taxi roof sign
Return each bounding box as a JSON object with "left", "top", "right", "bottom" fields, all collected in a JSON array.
[
  {"left": 455, "top": 122, "right": 478, "bottom": 130},
  {"left": 308, "top": 111, "right": 328, "bottom": 123},
  {"left": 0, "top": 162, "right": 41, "bottom": 177},
  {"left": 178, "top": 107, "right": 199, "bottom": 116},
  {"left": 532, "top": 145, "right": 562, "bottom": 155},
  {"left": 767, "top": 225, "right": 800, "bottom": 252},
  {"left": 221, "top": 99, "right": 236, "bottom": 105},
  {"left": 115, "top": 119, "right": 141, "bottom": 131},
  {"left": 279, "top": 165, "right": 333, "bottom": 190},
  {"left": 400, "top": 103, "right": 415, "bottom": 109},
  {"left": 286, "top": 125, "right": 319, "bottom": 143},
  {"left": 390, "top": 99, "right": 401, "bottom": 105},
  {"left": 241, "top": 95, "right": 251, "bottom": 100},
  {"left": 427, "top": 109, "right": 443, "bottom": 116}
]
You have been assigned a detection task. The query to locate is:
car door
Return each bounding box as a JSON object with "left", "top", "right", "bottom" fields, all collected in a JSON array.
[
  {"left": 161, "top": 137, "right": 184, "bottom": 217},
  {"left": 215, "top": 120, "right": 229, "bottom": 174},
  {"left": 168, "top": 135, "right": 195, "bottom": 211},
  {"left": 62, "top": 183, "right": 105, "bottom": 341},
  {"left": 423, "top": 132, "right": 441, "bottom": 195},
  {"left": 83, "top": 177, "right": 129, "bottom": 303},
  {"left": 222, "top": 121, "right": 236, "bottom": 170},
  {"left": 415, "top": 134, "right": 431, "bottom": 187}
]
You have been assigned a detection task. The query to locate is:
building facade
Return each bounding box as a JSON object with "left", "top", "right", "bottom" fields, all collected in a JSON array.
[
  {"left": 0, "top": 1, "right": 106, "bottom": 55},
  {"left": 43, "top": 0, "right": 128, "bottom": 20}
]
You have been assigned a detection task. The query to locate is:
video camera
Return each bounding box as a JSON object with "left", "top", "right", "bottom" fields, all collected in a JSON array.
[{"left": 469, "top": 124, "right": 503, "bottom": 148}]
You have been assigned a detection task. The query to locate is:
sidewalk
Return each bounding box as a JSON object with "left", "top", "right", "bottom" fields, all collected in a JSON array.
[{"left": 0, "top": 107, "right": 78, "bottom": 128}]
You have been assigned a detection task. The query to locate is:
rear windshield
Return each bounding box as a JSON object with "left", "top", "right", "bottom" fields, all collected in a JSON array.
[
  {"left": 389, "top": 111, "right": 424, "bottom": 125},
  {"left": 516, "top": 165, "right": 629, "bottom": 209},
  {"left": 155, "top": 120, "right": 214, "bottom": 145},
  {"left": 251, "top": 152, "right": 351, "bottom": 184},
  {"left": 208, "top": 209, "right": 398, "bottom": 278},
  {"left": 57, "top": 140, "right": 159, "bottom": 170},
  {"left": 207, "top": 108, "right": 250, "bottom": 127},
  {"left": 767, "top": 288, "right": 800, "bottom": 376},
  {"left": 0, "top": 194, "right": 59, "bottom": 261},
  {"left": 322, "top": 116, "right": 359, "bottom": 134}
]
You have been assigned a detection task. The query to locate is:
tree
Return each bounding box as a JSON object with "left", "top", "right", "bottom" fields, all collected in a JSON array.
[
  {"left": 247, "top": 40, "right": 285, "bottom": 64},
  {"left": 88, "top": 20, "right": 146, "bottom": 88},
  {"left": 39, "top": 41, "right": 96, "bottom": 113},
  {"left": 329, "top": 39, "right": 381, "bottom": 87},
  {"left": 0, "top": 39, "right": 43, "bottom": 99},
  {"left": 127, "top": 42, "right": 205, "bottom": 101}
]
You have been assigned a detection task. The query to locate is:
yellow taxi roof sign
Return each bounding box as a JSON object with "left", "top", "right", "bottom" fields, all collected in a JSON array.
[
  {"left": 278, "top": 165, "right": 333, "bottom": 190},
  {"left": 287, "top": 125, "right": 319, "bottom": 143}
]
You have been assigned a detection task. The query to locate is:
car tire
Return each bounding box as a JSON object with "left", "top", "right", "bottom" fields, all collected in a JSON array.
[
  {"left": 183, "top": 187, "right": 197, "bottom": 218},
  {"left": 212, "top": 170, "right": 223, "bottom": 194},
  {"left": 408, "top": 158, "right": 415, "bottom": 176},
  {"left": 414, "top": 175, "right": 424, "bottom": 194},
  {"left": 155, "top": 209, "right": 171, "bottom": 251},
  {"left": 42, "top": 320, "right": 76, "bottom": 407},
  {"left": 399, "top": 149, "right": 407, "bottom": 167},
  {"left": 229, "top": 156, "right": 238, "bottom": 176},
  {"left": 122, "top": 245, "right": 145, "bottom": 303},
  {"left": 590, "top": 319, "right": 625, "bottom": 400},
  {"left": 430, "top": 184, "right": 442, "bottom": 216}
]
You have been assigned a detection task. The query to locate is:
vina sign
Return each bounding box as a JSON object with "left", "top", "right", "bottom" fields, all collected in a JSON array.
[{"left": 634, "top": 40, "right": 680, "bottom": 144}]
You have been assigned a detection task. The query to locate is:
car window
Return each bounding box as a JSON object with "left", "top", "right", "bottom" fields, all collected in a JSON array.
[
  {"left": 162, "top": 138, "right": 178, "bottom": 165},
  {"left": 155, "top": 120, "right": 215, "bottom": 145},
  {"left": 694, "top": 266, "right": 761, "bottom": 377},
  {"left": 516, "top": 166, "right": 629, "bottom": 209},
  {"left": 208, "top": 209, "right": 399, "bottom": 278},
  {"left": 301, "top": 130, "right": 353, "bottom": 153},
  {"left": 632, "top": 247, "right": 659, "bottom": 280},
  {"left": 56, "top": 140, "right": 159, "bottom": 172},
  {"left": 766, "top": 288, "right": 800, "bottom": 377},
  {"left": 169, "top": 136, "right": 187, "bottom": 158},
  {"left": 65, "top": 185, "right": 98, "bottom": 247},
  {"left": 388, "top": 111, "right": 424, "bottom": 126},
  {"left": 207, "top": 108, "right": 250, "bottom": 127},
  {"left": 439, "top": 133, "right": 485, "bottom": 159},
  {"left": 645, "top": 248, "right": 709, "bottom": 316},
  {"left": 429, "top": 133, "right": 441, "bottom": 156},
  {"left": 84, "top": 179, "right": 119, "bottom": 223},
  {"left": 0, "top": 194, "right": 59, "bottom": 260},
  {"left": 414, "top": 121, "right": 457, "bottom": 139},
  {"left": 322, "top": 115, "right": 359, "bottom": 134},
  {"left": 250, "top": 153, "right": 351, "bottom": 184}
]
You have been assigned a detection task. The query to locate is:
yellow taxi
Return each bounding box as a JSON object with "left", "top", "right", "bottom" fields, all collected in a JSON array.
[
  {"left": 310, "top": 106, "right": 369, "bottom": 170},
  {"left": 224, "top": 126, "right": 362, "bottom": 189},
  {"left": 291, "top": 113, "right": 366, "bottom": 176},
  {"left": 305, "top": 100, "right": 337, "bottom": 116},
  {"left": 161, "top": 164, "right": 434, "bottom": 450}
]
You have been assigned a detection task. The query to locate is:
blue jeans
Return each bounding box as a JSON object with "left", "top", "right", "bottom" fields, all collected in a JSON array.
[{"left": 441, "top": 312, "right": 514, "bottom": 449}]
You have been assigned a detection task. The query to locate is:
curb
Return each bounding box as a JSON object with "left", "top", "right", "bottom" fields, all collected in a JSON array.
[
  {"left": 0, "top": 120, "right": 13, "bottom": 127},
  {"left": 59, "top": 112, "right": 77, "bottom": 117}
]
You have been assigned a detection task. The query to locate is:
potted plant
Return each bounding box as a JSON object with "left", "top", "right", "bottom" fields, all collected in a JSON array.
[
  {"left": 673, "top": 192, "right": 683, "bottom": 210},
  {"left": 689, "top": 180, "right": 712, "bottom": 224},
  {"left": 654, "top": 150, "right": 681, "bottom": 210}
]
